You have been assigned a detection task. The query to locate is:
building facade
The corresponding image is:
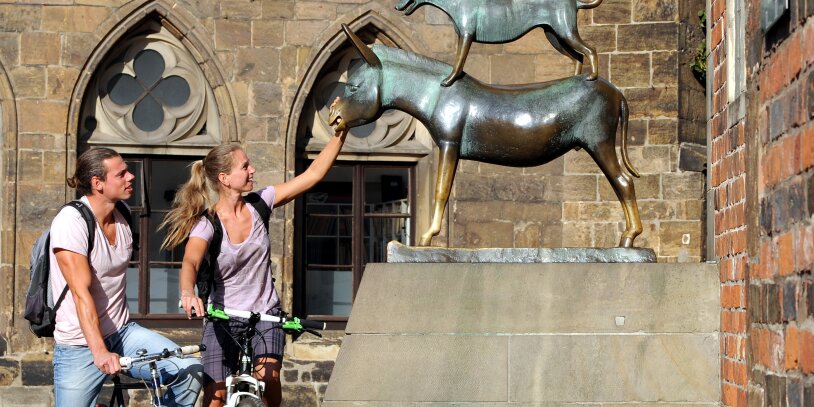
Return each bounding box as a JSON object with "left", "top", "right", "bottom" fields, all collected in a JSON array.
[{"left": 0, "top": 0, "right": 708, "bottom": 405}]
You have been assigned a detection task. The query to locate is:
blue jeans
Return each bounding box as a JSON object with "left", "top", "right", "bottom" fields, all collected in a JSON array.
[{"left": 53, "top": 322, "right": 204, "bottom": 407}]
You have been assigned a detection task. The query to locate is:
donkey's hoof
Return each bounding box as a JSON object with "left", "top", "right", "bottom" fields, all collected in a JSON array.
[
  {"left": 619, "top": 236, "right": 635, "bottom": 248},
  {"left": 585, "top": 72, "right": 598, "bottom": 81}
]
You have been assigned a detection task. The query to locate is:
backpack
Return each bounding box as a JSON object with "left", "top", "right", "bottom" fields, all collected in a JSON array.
[
  {"left": 24, "top": 200, "right": 134, "bottom": 338},
  {"left": 196, "top": 192, "right": 271, "bottom": 303}
]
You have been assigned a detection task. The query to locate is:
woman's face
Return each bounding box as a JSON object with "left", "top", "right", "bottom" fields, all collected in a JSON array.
[{"left": 220, "top": 149, "right": 256, "bottom": 193}]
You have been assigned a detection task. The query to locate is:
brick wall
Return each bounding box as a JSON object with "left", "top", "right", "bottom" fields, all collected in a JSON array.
[{"left": 710, "top": 0, "right": 814, "bottom": 405}]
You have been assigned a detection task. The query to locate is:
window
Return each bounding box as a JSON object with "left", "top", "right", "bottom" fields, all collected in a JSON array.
[
  {"left": 296, "top": 163, "right": 415, "bottom": 324},
  {"left": 124, "top": 156, "right": 197, "bottom": 324}
]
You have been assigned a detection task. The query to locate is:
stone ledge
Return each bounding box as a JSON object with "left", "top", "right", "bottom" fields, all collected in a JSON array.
[{"left": 387, "top": 241, "right": 656, "bottom": 263}]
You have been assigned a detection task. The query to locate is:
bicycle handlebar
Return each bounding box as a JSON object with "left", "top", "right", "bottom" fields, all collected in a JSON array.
[
  {"left": 205, "top": 305, "right": 327, "bottom": 333},
  {"left": 119, "top": 344, "right": 206, "bottom": 370}
]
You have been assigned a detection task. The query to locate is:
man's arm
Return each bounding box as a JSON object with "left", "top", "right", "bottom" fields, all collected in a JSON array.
[{"left": 54, "top": 249, "right": 121, "bottom": 374}]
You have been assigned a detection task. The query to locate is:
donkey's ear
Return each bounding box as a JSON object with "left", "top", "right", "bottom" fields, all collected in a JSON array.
[{"left": 341, "top": 24, "right": 381, "bottom": 68}]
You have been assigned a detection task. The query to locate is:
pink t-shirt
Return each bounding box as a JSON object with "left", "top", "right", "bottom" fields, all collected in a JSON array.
[
  {"left": 189, "top": 187, "right": 280, "bottom": 313},
  {"left": 49, "top": 196, "right": 132, "bottom": 345}
]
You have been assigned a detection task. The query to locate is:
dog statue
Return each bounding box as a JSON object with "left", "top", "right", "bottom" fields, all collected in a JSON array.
[{"left": 395, "top": 0, "right": 603, "bottom": 86}]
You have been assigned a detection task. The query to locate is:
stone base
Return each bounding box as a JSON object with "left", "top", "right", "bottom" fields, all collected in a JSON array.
[
  {"left": 386, "top": 241, "right": 656, "bottom": 263},
  {"left": 323, "top": 262, "right": 719, "bottom": 405}
]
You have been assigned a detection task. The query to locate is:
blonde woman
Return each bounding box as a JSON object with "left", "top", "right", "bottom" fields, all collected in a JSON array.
[{"left": 161, "top": 124, "right": 347, "bottom": 407}]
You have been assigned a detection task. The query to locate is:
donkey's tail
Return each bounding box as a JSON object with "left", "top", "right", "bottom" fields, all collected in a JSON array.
[
  {"left": 577, "top": 0, "right": 603, "bottom": 9},
  {"left": 620, "top": 95, "right": 640, "bottom": 178}
]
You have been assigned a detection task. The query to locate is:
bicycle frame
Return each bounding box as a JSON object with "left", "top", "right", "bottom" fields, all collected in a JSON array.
[{"left": 108, "top": 345, "right": 203, "bottom": 407}]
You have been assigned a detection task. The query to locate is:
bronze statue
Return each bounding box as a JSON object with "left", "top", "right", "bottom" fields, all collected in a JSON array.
[
  {"left": 395, "top": 0, "right": 603, "bottom": 86},
  {"left": 329, "top": 25, "right": 642, "bottom": 247}
]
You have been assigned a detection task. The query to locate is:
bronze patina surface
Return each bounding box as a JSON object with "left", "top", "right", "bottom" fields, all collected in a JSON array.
[
  {"left": 386, "top": 241, "right": 656, "bottom": 263},
  {"left": 329, "top": 24, "right": 643, "bottom": 248},
  {"left": 395, "top": 0, "right": 603, "bottom": 86}
]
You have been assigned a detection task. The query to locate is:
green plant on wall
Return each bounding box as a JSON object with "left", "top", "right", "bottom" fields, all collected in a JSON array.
[{"left": 690, "top": 10, "right": 707, "bottom": 86}]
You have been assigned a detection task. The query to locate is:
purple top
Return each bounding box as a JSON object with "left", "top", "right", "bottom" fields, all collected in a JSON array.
[{"left": 189, "top": 187, "right": 280, "bottom": 313}]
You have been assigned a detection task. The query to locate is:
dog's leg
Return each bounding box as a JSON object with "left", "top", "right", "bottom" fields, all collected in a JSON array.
[{"left": 442, "top": 33, "right": 473, "bottom": 87}]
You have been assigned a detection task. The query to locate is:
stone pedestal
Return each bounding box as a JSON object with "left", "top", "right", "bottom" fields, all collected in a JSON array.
[{"left": 323, "top": 260, "right": 719, "bottom": 405}]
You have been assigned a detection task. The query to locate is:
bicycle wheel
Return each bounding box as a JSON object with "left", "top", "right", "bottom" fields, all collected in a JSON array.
[{"left": 235, "top": 396, "right": 266, "bottom": 407}]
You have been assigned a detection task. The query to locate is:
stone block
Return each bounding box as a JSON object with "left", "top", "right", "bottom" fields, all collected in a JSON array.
[
  {"left": 632, "top": 0, "right": 679, "bottom": 22},
  {"left": 249, "top": 82, "right": 283, "bottom": 116},
  {"left": 252, "top": 20, "right": 285, "bottom": 47},
  {"left": 504, "top": 29, "right": 552, "bottom": 54},
  {"left": 0, "top": 387, "right": 52, "bottom": 406},
  {"left": 214, "top": 19, "right": 251, "bottom": 50},
  {"left": 492, "top": 54, "right": 537, "bottom": 85},
  {"left": 20, "top": 32, "right": 60, "bottom": 65},
  {"left": 515, "top": 222, "right": 543, "bottom": 247},
  {"left": 626, "top": 145, "right": 673, "bottom": 174},
  {"left": 454, "top": 201, "right": 562, "bottom": 224},
  {"left": 491, "top": 175, "right": 547, "bottom": 202},
  {"left": 459, "top": 220, "right": 514, "bottom": 247},
  {"left": 261, "top": 0, "right": 295, "bottom": 19},
  {"left": 0, "top": 5, "right": 42, "bottom": 32},
  {"left": 0, "top": 33, "right": 20, "bottom": 68},
  {"left": 283, "top": 384, "right": 320, "bottom": 406},
  {"left": 325, "top": 335, "right": 509, "bottom": 402},
  {"left": 524, "top": 155, "right": 565, "bottom": 175},
  {"left": 18, "top": 100, "right": 68, "bottom": 134},
  {"left": 285, "top": 20, "right": 330, "bottom": 47},
  {"left": 625, "top": 86, "right": 679, "bottom": 119},
  {"left": 21, "top": 353, "right": 52, "bottom": 386},
  {"left": 576, "top": 202, "right": 626, "bottom": 222},
  {"left": 41, "top": 6, "right": 111, "bottom": 33},
  {"left": 544, "top": 175, "right": 598, "bottom": 202},
  {"left": 460, "top": 53, "right": 489, "bottom": 82},
  {"left": 593, "top": 0, "right": 632, "bottom": 24},
  {"left": 42, "top": 150, "right": 65, "bottom": 181},
  {"left": 10, "top": 66, "right": 45, "bottom": 98},
  {"left": 678, "top": 142, "right": 707, "bottom": 172},
  {"left": 295, "top": 2, "right": 337, "bottom": 20},
  {"left": 236, "top": 48, "right": 280, "bottom": 82},
  {"left": 46, "top": 67, "right": 79, "bottom": 100},
  {"left": 653, "top": 51, "right": 679, "bottom": 86},
  {"left": 510, "top": 334, "right": 719, "bottom": 402},
  {"left": 618, "top": 23, "right": 678, "bottom": 52},
  {"left": 581, "top": 25, "right": 617, "bottom": 53},
  {"left": 533, "top": 50, "right": 575, "bottom": 82},
  {"left": 637, "top": 200, "right": 677, "bottom": 220},
  {"left": 0, "top": 358, "right": 19, "bottom": 386},
  {"left": 610, "top": 53, "right": 651, "bottom": 88},
  {"left": 220, "top": 0, "right": 261, "bottom": 18},
  {"left": 649, "top": 119, "right": 678, "bottom": 144},
  {"left": 18, "top": 150, "right": 42, "bottom": 182},
  {"left": 663, "top": 172, "right": 704, "bottom": 200},
  {"left": 626, "top": 119, "right": 648, "bottom": 145},
  {"left": 561, "top": 221, "right": 594, "bottom": 246},
  {"left": 659, "top": 220, "right": 701, "bottom": 257}
]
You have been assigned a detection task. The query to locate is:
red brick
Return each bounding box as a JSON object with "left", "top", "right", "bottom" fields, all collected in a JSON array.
[
  {"left": 802, "top": 125, "right": 814, "bottom": 170},
  {"left": 797, "top": 224, "right": 814, "bottom": 271},
  {"left": 800, "top": 329, "right": 814, "bottom": 373},
  {"left": 786, "top": 325, "right": 801, "bottom": 370},
  {"left": 722, "top": 284, "right": 745, "bottom": 308},
  {"left": 777, "top": 232, "right": 795, "bottom": 276},
  {"left": 805, "top": 19, "right": 814, "bottom": 68},
  {"left": 786, "top": 31, "right": 803, "bottom": 81},
  {"left": 734, "top": 256, "right": 747, "bottom": 280},
  {"left": 782, "top": 134, "right": 801, "bottom": 178},
  {"left": 711, "top": 17, "right": 724, "bottom": 49}
]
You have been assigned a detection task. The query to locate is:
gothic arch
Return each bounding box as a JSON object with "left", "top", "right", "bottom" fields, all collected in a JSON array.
[
  {"left": 284, "top": 7, "right": 428, "bottom": 166},
  {"left": 66, "top": 0, "right": 237, "bottom": 160},
  {"left": 0, "top": 58, "right": 17, "bottom": 334}
]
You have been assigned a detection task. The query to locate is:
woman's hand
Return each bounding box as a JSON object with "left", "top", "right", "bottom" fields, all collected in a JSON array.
[{"left": 181, "top": 289, "right": 205, "bottom": 319}]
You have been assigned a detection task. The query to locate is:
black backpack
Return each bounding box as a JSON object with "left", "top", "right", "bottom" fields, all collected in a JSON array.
[
  {"left": 196, "top": 192, "right": 271, "bottom": 303},
  {"left": 24, "top": 201, "right": 134, "bottom": 338}
]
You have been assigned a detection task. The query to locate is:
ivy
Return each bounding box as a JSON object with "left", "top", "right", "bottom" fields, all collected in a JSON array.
[{"left": 690, "top": 10, "right": 708, "bottom": 86}]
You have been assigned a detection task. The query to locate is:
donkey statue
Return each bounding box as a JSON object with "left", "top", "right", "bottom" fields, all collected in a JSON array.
[
  {"left": 329, "top": 24, "right": 643, "bottom": 247},
  {"left": 395, "top": 0, "right": 603, "bottom": 86}
]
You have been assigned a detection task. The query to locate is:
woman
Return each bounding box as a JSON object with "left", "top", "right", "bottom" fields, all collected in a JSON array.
[{"left": 161, "top": 121, "right": 347, "bottom": 407}]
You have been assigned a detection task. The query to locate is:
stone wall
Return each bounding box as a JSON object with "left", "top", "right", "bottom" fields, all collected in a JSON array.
[
  {"left": 709, "top": 0, "right": 814, "bottom": 405},
  {"left": 0, "top": 0, "right": 704, "bottom": 405}
]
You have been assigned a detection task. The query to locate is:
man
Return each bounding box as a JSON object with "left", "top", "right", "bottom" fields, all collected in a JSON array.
[{"left": 50, "top": 147, "right": 203, "bottom": 406}]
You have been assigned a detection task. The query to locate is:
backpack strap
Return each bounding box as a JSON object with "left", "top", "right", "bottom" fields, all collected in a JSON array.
[
  {"left": 53, "top": 201, "right": 97, "bottom": 310},
  {"left": 245, "top": 192, "right": 271, "bottom": 232}
]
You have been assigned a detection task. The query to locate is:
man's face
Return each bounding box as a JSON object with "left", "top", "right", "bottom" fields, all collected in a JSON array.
[{"left": 99, "top": 156, "right": 135, "bottom": 201}]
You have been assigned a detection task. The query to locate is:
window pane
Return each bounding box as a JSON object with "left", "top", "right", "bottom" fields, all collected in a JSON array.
[
  {"left": 305, "top": 269, "right": 352, "bottom": 316},
  {"left": 149, "top": 267, "right": 183, "bottom": 314},
  {"left": 365, "top": 168, "right": 409, "bottom": 214},
  {"left": 364, "top": 217, "right": 410, "bottom": 264},
  {"left": 133, "top": 95, "right": 164, "bottom": 132},
  {"left": 149, "top": 161, "right": 193, "bottom": 211},
  {"left": 306, "top": 236, "right": 351, "bottom": 265},
  {"left": 304, "top": 166, "right": 353, "bottom": 206},
  {"left": 126, "top": 267, "right": 139, "bottom": 314},
  {"left": 149, "top": 213, "right": 184, "bottom": 262}
]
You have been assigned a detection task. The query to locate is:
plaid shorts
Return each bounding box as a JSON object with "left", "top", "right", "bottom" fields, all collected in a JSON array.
[{"left": 201, "top": 316, "right": 285, "bottom": 383}]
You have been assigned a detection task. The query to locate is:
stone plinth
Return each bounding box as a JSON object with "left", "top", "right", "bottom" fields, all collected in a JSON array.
[
  {"left": 323, "top": 262, "right": 719, "bottom": 405},
  {"left": 387, "top": 241, "right": 657, "bottom": 263}
]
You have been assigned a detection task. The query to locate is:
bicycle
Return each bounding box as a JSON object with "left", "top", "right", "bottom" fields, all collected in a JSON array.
[
  {"left": 104, "top": 344, "right": 205, "bottom": 407},
  {"left": 204, "top": 304, "right": 326, "bottom": 407}
]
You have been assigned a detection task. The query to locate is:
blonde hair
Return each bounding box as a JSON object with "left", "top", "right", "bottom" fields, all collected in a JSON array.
[{"left": 160, "top": 143, "right": 243, "bottom": 250}]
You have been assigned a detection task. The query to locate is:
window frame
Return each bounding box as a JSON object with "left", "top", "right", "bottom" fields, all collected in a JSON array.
[{"left": 295, "top": 162, "right": 416, "bottom": 329}]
